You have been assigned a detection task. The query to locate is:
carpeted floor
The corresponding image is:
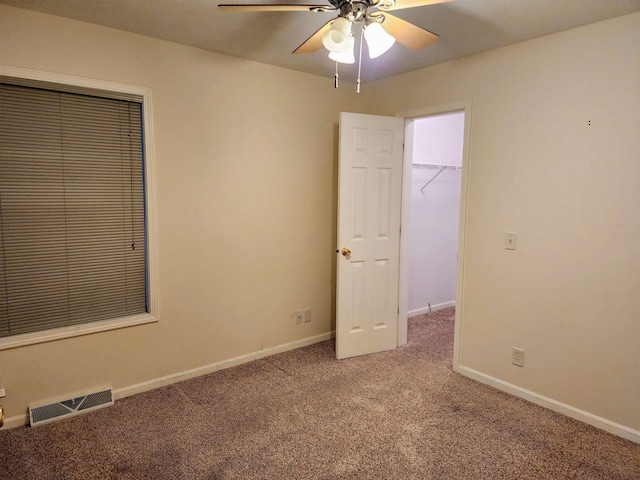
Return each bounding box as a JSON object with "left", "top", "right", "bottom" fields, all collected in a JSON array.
[{"left": 1, "top": 307, "right": 639, "bottom": 479}]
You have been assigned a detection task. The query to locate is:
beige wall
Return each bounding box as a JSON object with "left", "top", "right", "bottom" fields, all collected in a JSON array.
[
  {"left": 364, "top": 12, "right": 640, "bottom": 432},
  {"left": 0, "top": 5, "right": 360, "bottom": 423},
  {"left": 1, "top": 4, "right": 639, "bottom": 438}
]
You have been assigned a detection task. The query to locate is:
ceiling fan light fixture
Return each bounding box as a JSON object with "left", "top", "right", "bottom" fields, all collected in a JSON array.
[
  {"left": 322, "top": 16, "right": 353, "bottom": 53},
  {"left": 329, "top": 36, "right": 355, "bottom": 64},
  {"left": 363, "top": 21, "right": 395, "bottom": 58}
]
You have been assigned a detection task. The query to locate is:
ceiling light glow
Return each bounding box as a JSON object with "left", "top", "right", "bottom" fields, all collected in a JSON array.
[{"left": 363, "top": 22, "right": 395, "bottom": 58}]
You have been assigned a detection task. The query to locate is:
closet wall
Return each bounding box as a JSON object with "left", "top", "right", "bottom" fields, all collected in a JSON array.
[{"left": 407, "top": 112, "right": 464, "bottom": 316}]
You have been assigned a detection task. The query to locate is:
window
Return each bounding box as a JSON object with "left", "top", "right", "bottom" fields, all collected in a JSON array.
[{"left": 0, "top": 67, "right": 157, "bottom": 350}]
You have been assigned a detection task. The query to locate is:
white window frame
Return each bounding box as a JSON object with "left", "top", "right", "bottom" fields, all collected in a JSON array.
[{"left": 0, "top": 65, "right": 159, "bottom": 351}]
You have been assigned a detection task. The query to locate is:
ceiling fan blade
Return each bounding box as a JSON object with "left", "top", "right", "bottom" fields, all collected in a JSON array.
[
  {"left": 292, "top": 19, "right": 333, "bottom": 54},
  {"left": 382, "top": 13, "right": 439, "bottom": 50},
  {"left": 218, "top": 3, "right": 333, "bottom": 12},
  {"left": 381, "top": 0, "right": 452, "bottom": 11}
]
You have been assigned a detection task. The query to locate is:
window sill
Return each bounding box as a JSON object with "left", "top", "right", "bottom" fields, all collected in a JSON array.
[{"left": 0, "top": 313, "right": 158, "bottom": 351}]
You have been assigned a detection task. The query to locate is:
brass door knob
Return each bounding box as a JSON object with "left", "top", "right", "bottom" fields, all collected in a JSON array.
[{"left": 341, "top": 247, "right": 351, "bottom": 257}]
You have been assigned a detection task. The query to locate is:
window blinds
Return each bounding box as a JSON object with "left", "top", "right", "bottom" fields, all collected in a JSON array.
[{"left": 0, "top": 82, "right": 147, "bottom": 338}]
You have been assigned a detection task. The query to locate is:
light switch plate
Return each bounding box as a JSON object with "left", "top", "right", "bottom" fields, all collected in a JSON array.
[{"left": 505, "top": 232, "right": 517, "bottom": 250}]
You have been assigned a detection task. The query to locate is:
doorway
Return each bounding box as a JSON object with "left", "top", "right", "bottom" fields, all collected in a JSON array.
[
  {"left": 406, "top": 112, "right": 464, "bottom": 315},
  {"left": 397, "top": 101, "right": 472, "bottom": 372}
]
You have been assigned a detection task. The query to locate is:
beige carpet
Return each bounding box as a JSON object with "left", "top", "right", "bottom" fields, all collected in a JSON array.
[{"left": 1, "top": 308, "right": 639, "bottom": 479}]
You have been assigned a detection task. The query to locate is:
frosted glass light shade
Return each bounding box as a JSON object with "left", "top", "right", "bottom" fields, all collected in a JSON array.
[
  {"left": 322, "top": 17, "right": 352, "bottom": 53},
  {"left": 364, "top": 22, "right": 395, "bottom": 58},
  {"left": 329, "top": 36, "right": 355, "bottom": 64}
]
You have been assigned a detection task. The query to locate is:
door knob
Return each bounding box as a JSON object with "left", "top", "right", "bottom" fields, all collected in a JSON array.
[{"left": 341, "top": 247, "right": 351, "bottom": 257}]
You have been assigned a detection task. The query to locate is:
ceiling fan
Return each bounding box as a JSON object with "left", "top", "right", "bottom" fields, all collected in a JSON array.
[{"left": 218, "top": 0, "right": 453, "bottom": 91}]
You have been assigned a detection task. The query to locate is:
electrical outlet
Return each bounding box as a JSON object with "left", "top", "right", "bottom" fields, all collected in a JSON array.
[
  {"left": 303, "top": 308, "right": 311, "bottom": 323},
  {"left": 294, "top": 310, "right": 304, "bottom": 324},
  {"left": 512, "top": 347, "right": 525, "bottom": 367}
]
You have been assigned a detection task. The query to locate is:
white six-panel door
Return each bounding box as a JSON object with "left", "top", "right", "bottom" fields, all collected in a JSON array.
[{"left": 336, "top": 112, "right": 404, "bottom": 359}]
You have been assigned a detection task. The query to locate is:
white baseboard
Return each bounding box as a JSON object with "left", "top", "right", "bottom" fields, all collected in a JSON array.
[
  {"left": 1, "top": 412, "right": 29, "bottom": 430},
  {"left": 115, "top": 331, "right": 335, "bottom": 400},
  {"left": 458, "top": 365, "right": 640, "bottom": 445},
  {"left": 0, "top": 330, "right": 335, "bottom": 431},
  {"left": 408, "top": 301, "right": 456, "bottom": 318}
]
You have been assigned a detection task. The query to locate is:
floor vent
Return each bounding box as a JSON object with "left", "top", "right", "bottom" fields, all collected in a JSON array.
[{"left": 29, "top": 387, "right": 114, "bottom": 427}]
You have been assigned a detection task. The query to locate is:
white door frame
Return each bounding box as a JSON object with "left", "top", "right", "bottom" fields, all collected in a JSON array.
[{"left": 396, "top": 100, "right": 473, "bottom": 373}]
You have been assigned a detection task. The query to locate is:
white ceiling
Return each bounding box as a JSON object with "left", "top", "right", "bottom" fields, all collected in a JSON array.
[{"left": 3, "top": 0, "right": 640, "bottom": 83}]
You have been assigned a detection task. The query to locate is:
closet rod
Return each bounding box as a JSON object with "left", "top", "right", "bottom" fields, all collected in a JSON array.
[
  {"left": 418, "top": 165, "right": 462, "bottom": 192},
  {"left": 412, "top": 163, "right": 462, "bottom": 169}
]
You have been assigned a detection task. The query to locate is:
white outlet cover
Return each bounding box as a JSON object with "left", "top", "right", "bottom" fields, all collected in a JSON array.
[{"left": 512, "top": 347, "right": 525, "bottom": 367}]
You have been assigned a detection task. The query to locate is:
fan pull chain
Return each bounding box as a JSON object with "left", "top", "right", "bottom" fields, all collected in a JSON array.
[
  {"left": 334, "top": 61, "right": 339, "bottom": 89},
  {"left": 356, "top": 25, "right": 364, "bottom": 93}
]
